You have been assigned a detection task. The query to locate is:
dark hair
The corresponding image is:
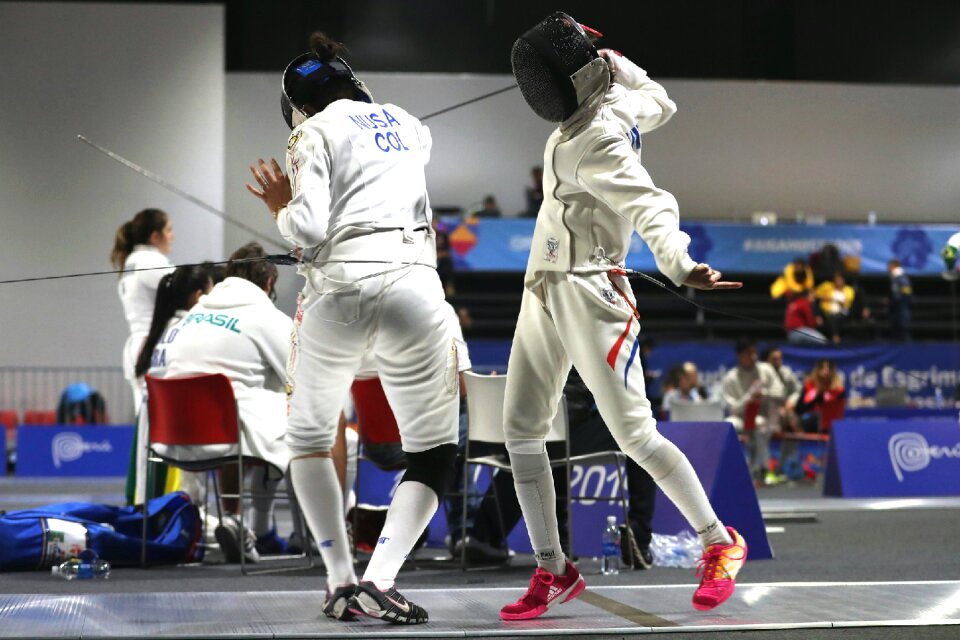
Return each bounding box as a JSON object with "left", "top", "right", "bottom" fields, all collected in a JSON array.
[
  {"left": 201, "top": 261, "right": 228, "bottom": 285},
  {"left": 134, "top": 265, "right": 212, "bottom": 377},
  {"left": 735, "top": 337, "right": 756, "bottom": 355},
  {"left": 226, "top": 242, "right": 278, "bottom": 293},
  {"left": 759, "top": 347, "right": 781, "bottom": 362},
  {"left": 110, "top": 208, "right": 168, "bottom": 271},
  {"left": 299, "top": 32, "right": 357, "bottom": 113}
]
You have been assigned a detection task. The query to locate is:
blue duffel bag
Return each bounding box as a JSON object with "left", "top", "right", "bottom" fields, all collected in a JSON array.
[{"left": 0, "top": 491, "right": 203, "bottom": 571}]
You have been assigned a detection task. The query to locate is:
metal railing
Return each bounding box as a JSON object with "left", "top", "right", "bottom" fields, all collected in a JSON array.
[{"left": 0, "top": 367, "right": 133, "bottom": 424}]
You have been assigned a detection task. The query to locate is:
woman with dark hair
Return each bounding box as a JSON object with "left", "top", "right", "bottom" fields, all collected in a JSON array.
[
  {"left": 246, "top": 32, "right": 460, "bottom": 624},
  {"left": 159, "top": 242, "right": 293, "bottom": 563},
  {"left": 112, "top": 208, "right": 174, "bottom": 414},
  {"left": 128, "top": 266, "right": 213, "bottom": 506}
]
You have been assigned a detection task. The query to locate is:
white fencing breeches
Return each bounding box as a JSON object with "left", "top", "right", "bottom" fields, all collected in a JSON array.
[
  {"left": 285, "top": 263, "right": 460, "bottom": 456},
  {"left": 504, "top": 271, "right": 659, "bottom": 459}
]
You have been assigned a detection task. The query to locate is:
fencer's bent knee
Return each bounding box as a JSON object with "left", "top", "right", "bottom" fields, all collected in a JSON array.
[
  {"left": 627, "top": 431, "right": 684, "bottom": 482},
  {"left": 286, "top": 428, "right": 336, "bottom": 459},
  {"left": 401, "top": 443, "right": 457, "bottom": 501}
]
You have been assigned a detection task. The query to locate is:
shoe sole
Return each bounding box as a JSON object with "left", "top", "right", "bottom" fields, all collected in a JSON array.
[
  {"left": 500, "top": 575, "right": 586, "bottom": 621},
  {"left": 324, "top": 596, "right": 356, "bottom": 621},
  {"left": 214, "top": 526, "right": 241, "bottom": 564}
]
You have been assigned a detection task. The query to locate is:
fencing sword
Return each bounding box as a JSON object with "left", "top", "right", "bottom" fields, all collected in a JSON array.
[{"left": 77, "top": 85, "right": 519, "bottom": 255}]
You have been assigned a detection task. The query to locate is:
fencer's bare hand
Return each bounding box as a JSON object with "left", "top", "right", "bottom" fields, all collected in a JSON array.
[
  {"left": 683, "top": 264, "right": 743, "bottom": 290},
  {"left": 245, "top": 158, "right": 291, "bottom": 218}
]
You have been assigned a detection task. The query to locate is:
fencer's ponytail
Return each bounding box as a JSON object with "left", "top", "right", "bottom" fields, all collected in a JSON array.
[
  {"left": 110, "top": 208, "right": 169, "bottom": 271},
  {"left": 309, "top": 32, "right": 346, "bottom": 62},
  {"left": 134, "top": 265, "right": 213, "bottom": 378}
]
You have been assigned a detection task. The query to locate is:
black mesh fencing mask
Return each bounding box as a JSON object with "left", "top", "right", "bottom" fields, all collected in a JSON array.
[{"left": 511, "top": 12, "right": 600, "bottom": 122}]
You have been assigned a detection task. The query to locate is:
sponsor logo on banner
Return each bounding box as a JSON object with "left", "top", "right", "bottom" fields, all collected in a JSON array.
[
  {"left": 888, "top": 431, "right": 960, "bottom": 482},
  {"left": 51, "top": 432, "right": 113, "bottom": 468}
]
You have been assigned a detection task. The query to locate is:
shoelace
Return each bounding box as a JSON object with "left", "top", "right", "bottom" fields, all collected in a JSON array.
[
  {"left": 696, "top": 543, "right": 746, "bottom": 582},
  {"left": 518, "top": 568, "right": 556, "bottom": 604}
]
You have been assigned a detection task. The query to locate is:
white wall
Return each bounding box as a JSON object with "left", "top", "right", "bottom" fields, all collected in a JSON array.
[
  {"left": 0, "top": 3, "right": 225, "bottom": 368},
  {"left": 226, "top": 72, "right": 960, "bottom": 228}
]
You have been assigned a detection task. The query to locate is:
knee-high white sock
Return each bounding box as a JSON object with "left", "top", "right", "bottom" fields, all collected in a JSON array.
[
  {"left": 289, "top": 456, "right": 357, "bottom": 588},
  {"left": 249, "top": 465, "right": 281, "bottom": 536},
  {"left": 362, "top": 481, "right": 437, "bottom": 590},
  {"left": 344, "top": 428, "right": 359, "bottom": 514},
  {"left": 506, "top": 440, "right": 565, "bottom": 575},
  {"left": 628, "top": 436, "right": 732, "bottom": 548}
]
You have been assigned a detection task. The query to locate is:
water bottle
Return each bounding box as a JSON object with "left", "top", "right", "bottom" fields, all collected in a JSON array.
[
  {"left": 600, "top": 515, "right": 621, "bottom": 575},
  {"left": 934, "top": 387, "right": 944, "bottom": 409},
  {"left": 51, "top": 549, "right": 110, "bottom": 580}
]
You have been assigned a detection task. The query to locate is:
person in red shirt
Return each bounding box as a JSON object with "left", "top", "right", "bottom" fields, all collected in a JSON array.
[
  {"left": 795, "top": 359, "right": 846, "bottom": 433},
  {"left": 785, "top": 289, "right": 827, "bottom": 345}
]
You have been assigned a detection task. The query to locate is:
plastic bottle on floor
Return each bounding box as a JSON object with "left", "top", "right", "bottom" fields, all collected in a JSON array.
[
  {"left": 601, "top": 515, "right": 621, "bottom": 575},
  {"left": 52, "top": 549, "right": 111, "bottom": 580},
  {"left": 650, "top": 530, "right": 703, "bottom": 568}
]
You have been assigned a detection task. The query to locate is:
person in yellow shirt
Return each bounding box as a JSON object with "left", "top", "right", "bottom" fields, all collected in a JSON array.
[
  {"left": 814, "top": 272, "right": 855, "bottom": 343},
  {"left": 770, "top": 258, "right": 814, "bottom": 299}
]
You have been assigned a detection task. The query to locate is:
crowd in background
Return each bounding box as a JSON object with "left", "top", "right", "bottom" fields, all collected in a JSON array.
[{"left": 771, "top": 243, "right": 913, "bottom": 344}]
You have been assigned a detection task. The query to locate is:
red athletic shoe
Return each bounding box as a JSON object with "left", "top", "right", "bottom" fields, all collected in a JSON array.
[
  {"left": 500, "top": 560, "right": 586, "bottom": 621},
  {"left": 692, "top": 526, "right": 748, "bottom": 611}
]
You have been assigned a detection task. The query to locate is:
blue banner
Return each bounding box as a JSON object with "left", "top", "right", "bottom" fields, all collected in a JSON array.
[
  {"left": 824, "top": 419, "right": 960, "bottom": 497},
  {"left": 438, "top": 218, "right": 957, "bottom": 275},
  {"left": 468, "top": 340, "right": 960, "bottom": 406},
  {"left": 16, "top": 426, "right": 134, "bottom": 477}
]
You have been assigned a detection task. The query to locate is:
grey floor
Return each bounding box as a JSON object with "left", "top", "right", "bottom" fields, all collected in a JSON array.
[{"left": 1, "top": 478, "right": 959, "bottom": 638}]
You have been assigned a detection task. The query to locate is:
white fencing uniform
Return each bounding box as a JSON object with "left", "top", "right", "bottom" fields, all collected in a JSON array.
[
  {"left": 118, "top": 245, "right": 173, "bottom": 414},
  {"left": 159, "top": 277, "right": 292, "bottom": 472},
  {"left": 278, "top": 98, "right": 460, "bottom": 456},
  {"left": 133, "top": 310, "right": 187, "bottom": 504},
  {"left": 504, "top": 62, "right": 696, "bottom": 456}
]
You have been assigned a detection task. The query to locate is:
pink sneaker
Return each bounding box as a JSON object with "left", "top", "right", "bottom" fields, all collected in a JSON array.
[
  {"left": 692, "top": 526, "right": 748, "bottom": 611},
  {"left": 500, "top": 560, "right": 586, "bottom": 621}
]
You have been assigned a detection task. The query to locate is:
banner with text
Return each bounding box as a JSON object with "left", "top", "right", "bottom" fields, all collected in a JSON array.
[{"left": 438, "top": 218, "right": 957, "bottom": 275}]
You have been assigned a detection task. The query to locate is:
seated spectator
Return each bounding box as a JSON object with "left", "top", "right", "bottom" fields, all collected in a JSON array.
[
  {"left": 662, "top": 362, "right": 704, "bottom": 417},
  {"left": 522, "top": 166, "right": 544, "bottom": 217},
  {"left": 785, "top": 289, "right": 827, "bottom": 344},
  {"left": 130, "top": 265, "right": 214, "bottom": 506},
  {"left": 770, "top": 258, "right": 813, "bottom": 300},
  {"left": 472, "top": 195, "right": 502, "bottom": 218},
  {"left": 722, "top": 339, "right": 785, "bottom": 484},
  {"left": 162, "top": 242, "right": 295, "bottom": 563},
  {"left": 814, "top": 272, "right": 855, "bottom": 343},
  {"left": 796, "top": 359, "right": 846, "bottom": 434}
]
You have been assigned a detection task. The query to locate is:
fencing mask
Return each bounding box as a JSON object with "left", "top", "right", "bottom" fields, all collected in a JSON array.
[
  {"left": 281, "top": 54, "right": 373, "bottom": 129},
  {"left": 511, "top": 12, "right": 604, "bottom": 122}
]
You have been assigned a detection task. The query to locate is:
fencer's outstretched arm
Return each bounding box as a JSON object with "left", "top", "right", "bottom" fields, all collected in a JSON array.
[
  {"left": 599, "top": 49, "right": 676, "bottom": 133},
  {"left": 577, "top": 135, "right": 741, "bottom": 291},
  {"left": 577, "top": 134, "right": 695, "bottom": 286}
]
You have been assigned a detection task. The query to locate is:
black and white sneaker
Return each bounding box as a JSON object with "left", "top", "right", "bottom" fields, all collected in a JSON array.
[
  {"left": 214, "top": 515, "right": 260, "bottom": 564},
  {"left": 347, "top": 581, "right": 428, "bottom": 624},
  {"left": 322, "top": 585, "right": 357, "bottom": 621}
]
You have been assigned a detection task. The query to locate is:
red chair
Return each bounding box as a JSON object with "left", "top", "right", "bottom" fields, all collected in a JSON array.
[
  {"left": 143, "top": 373, "right": 312, "bottom": 574},
  {"left": 23, "top": 410, "right": 56, "bottom": 425},
  {"left": 351, "top": 377, "right": 404, "bottom": 458}
]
